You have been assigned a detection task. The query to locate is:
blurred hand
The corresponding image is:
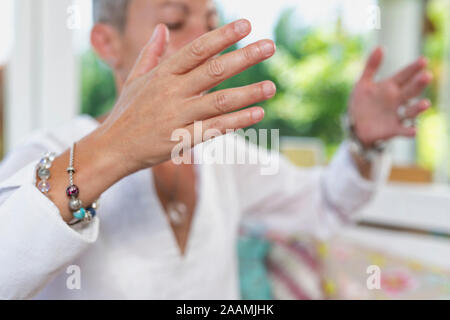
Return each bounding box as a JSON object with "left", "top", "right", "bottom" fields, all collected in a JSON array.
[
  {"left": 98, "top": 20, "right": 277, "bottom": 175},
  {"left": 349, "top": 47, "right": 432, "bottom": 147}
]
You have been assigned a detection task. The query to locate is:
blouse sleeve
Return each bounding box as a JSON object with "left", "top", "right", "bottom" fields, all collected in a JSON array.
[
  {"left": 0, "top": 142, "right": 99, "bottom": 299},
  {"left": 233, "top": 135, "right": 391, "bottom": 239}
]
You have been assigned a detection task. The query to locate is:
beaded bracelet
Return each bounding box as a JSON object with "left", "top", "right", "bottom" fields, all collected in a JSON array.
[
  {"left": 66, "top": 143, "right": 99, "bottom": 226},
  {"left": 36, "top": 152, "right": 56, "bottom": 194},
  {"left": 68, "top": 201, "right": 99, "bottom": 226}
]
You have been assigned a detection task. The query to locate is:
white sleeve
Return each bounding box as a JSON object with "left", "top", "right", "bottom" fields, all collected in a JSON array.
[
  {"left": 0, "top": 158, "right": 99, "bottom": 299},
  {"left": 235, "top": 138, "right": 391, "bottom": 239}
]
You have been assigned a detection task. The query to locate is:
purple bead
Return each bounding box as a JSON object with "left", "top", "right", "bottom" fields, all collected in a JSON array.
[{"left": 66, "top": 185, "right": 79, "bottom": 197}]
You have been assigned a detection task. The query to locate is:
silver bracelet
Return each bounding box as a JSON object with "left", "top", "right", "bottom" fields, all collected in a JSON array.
[
  {"left": 66, "top": 142, "right": 100, "bottom": 225},
  {"left": 343, "top": 114, "right": 386, "bottom": 162}
]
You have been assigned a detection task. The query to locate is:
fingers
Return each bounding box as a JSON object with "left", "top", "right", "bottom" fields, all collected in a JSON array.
[
  {"left": 403, "top": 99, "right": 431, "bottom": 119},
  {"left": 164, "top": 19, "right": 252, "bottom": 75},
  {"left": 395, "top": 99, "right": 430, "bottom": 138},
  {"left": 360, "top": 47, "right": 384, "bottom": 82},
  {"left": 127, "top": 24, "right": 169, "bottom": 83},
  {"left": 400, "top": 71, "right": 433, "bottom": 103},
  {"left": 392, "top": 57, "right": 428, "bottom": 86},
  {"left": 185, "top": 107, "right": 265, "bottom": 146},
  {"left": 185, "top": 81, "right": 276, "bottom": 122},
  {"left": 182, "top": 39, "right": 276, "bottom": 95},
  {"left": 192, "top": 107, "right": 265, "bottom": 142},
  {"left": 396, "top": 126, "right": 417, "bottom": 137}
]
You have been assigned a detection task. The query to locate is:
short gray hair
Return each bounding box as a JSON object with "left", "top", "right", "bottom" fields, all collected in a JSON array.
[{"left": 93, "top": 0, "right": 131, "bottom": 31}]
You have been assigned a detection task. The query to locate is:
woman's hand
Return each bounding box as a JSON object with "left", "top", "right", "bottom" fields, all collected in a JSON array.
[
  {"left": 44, "top": 19, "right": 276, "bottom": 222},
  {"left": 349, "top": 47, "right": 432, "bottom": 148},
  {"left": 98, "top": 19, "right": 277, "bottom": 176}
]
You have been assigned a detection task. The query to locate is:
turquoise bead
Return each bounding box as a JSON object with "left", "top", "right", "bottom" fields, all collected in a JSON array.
[{"left": 73, "top": 208, "right": 86, "bottom": 220}]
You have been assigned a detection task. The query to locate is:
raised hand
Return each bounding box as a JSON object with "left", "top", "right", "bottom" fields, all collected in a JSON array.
[
  {"left": 43, "top": 20, "right": 277, "bottom": 222},
  {"left": 348, "top": 47, "right": 432, "bottom": 147},
  {"left": 99, "top": 20, "right": 277, "bottom": 174}
]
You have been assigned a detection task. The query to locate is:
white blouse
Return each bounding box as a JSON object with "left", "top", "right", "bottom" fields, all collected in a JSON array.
[{"left": 0, "top": 115, "right": 389, "bottom": 300}]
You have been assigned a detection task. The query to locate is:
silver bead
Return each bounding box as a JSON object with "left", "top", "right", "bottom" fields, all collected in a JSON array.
[
  {"left": 91, "top": 200, "right": 99, "bottom": 210},
  {"left": 39, "top": 158, "right": 52, "bottom": 169},
  {"left": 83, "top": 211, "right": 93, "bottom": 223},
  {"left": 69, "top": 198, "right": 83, "bottom": 211},
  {"left": 44, "top": 152, "right": 56, "bottom": 162},
  {"left": 38, "top": 181, "right": 51, "bottom": 193},
  {"left": 38, "top": 167, "right": 51, "bottom": 180},
  {"left": 66, "top": 167, "right": 75, "bottom": 174}
]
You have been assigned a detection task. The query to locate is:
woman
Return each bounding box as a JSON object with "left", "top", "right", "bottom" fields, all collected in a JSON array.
[{"left": 0, "top": 0, "right": 431, "bottom": 299}]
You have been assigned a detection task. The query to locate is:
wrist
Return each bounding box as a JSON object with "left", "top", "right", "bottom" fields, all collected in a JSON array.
[
  {"left": 80, "top": 128, "right": 134, "bottom": 183},
  {"left": 89, "top": 123, "right": 140, "bottom": 178},
  {"left": 343, "top": 113, "right": 386, "bottom": 162},
  {"left": 349, "top": 147, "right": 372, "bottom": 180},
  {"left": 347, "top": 107, "right": 378, "bottom": 148},
  {"left": 36, "top": 129, "right": 131, "bottom": 223}
]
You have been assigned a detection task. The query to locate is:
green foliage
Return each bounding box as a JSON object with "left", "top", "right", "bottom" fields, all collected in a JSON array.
[
  {"left": 80, "top": 50, "right": 116, "bottom": 118},
  {"left": 417, "top": 109, "right": 446, "bottom": 171},
  {"left": 417, "top": 0, "right": 450, "bottom": 171}
]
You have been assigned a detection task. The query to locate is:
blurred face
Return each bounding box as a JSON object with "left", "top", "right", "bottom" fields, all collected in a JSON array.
[{"left": 120, "top": 0, "right": 218, "bottom": 77}]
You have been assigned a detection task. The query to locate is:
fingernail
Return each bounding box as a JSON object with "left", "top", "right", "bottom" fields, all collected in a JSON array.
[
  {"left": 262, "top": 82, "right": 276, "bottom": 98},
  {"left": 234, "top": 19, "right": 251, "bottom": 35},
  {"left": 421, "top": 100, "right": 431, "bottom": 109},
  {"left": 163, "top": 25, "right": 170, "bottom": 45},
  {"left": 420, "top": 57, "right": 428, "bottom": 66},
  {"left": 150, "top": 25, "right": 161, "bottom": 42},
  {"left": 423, "top": 71, "right": 433, "bottom": 82},
  {"left": 260, "top": 41, "right": 275, "bottom": 57},
  {"left": 251, "top": 108, "right": 264, "bottom": 121}
]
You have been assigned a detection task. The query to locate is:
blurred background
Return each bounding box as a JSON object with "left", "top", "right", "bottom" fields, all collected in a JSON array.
[{"left": 0, "top": 0, "right": 449, "bottom": 299}]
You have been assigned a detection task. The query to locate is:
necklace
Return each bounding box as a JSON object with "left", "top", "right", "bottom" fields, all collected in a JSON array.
[{"left": 153, "top": 165, "right": 188, "bottom": 226}]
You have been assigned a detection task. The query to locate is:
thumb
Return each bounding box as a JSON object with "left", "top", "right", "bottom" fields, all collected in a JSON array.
[
  {"left": 360, "top": 47, "right": 384, "bottom": 82},
  {"left": 127, "top": 24, "right": 170, "bottom": 83}
]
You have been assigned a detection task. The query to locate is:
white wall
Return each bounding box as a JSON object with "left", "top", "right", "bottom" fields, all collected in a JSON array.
[
  {"left": 0, "top": 0, "right": 14, "bottom": 66},
  {"left": 435, "top": 3, "right": 450, "bottom": 183},
  {"left": 377, "top": 0, "right": 425, "bottom": 165},
  {"left": 5, "top": 0, "right": 79, "bottom": 152}
]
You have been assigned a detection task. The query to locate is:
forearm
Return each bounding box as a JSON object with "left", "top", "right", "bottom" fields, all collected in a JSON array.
[
  {"left": 350, "top": 150, "right": 372, "bottom": 180},
  {"left": 38, "top": 129, "right": 130, "bottom": 223}
]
